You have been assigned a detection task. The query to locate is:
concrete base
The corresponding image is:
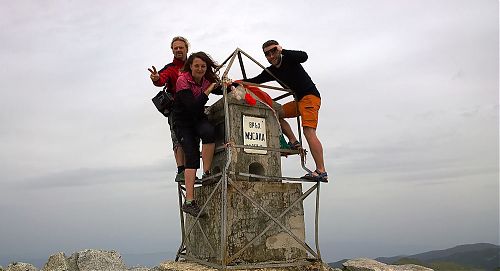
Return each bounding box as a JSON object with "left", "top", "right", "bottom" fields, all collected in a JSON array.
[{"left": 185, "top": 180, "right": 307, "bottom": 265}]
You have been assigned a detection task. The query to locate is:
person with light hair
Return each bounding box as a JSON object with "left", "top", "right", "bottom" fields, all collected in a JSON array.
[{"left": 148, "top": 36, "right": 190, "bottom": 183}]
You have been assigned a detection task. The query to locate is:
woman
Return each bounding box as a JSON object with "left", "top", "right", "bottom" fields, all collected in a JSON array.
[{"left": 173, "top": 51, "right": 220, "bottom": 218}]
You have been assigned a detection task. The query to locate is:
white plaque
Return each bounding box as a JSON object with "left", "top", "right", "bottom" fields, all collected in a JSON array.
[{"left": 242, "top": 115, "right": 267, "bottom": 154}]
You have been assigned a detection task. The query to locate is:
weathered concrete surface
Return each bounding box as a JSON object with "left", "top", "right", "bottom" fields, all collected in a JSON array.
[
  {"left": 182, "top": 95, "right": 307, "bottom": 265},
  {"left": 343, "top": 258, "right": 434, "bottom": 271},
  {"left": 208, "top": 95, "right": 282, "bottom": 179},
  {"left": 186, "top": 181, "right": 307, "bottom": 264}
]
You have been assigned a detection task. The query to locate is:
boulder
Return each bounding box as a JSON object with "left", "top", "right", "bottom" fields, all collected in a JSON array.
[
  {"left": 67, "top": 249, "right": 127, "bottom": 271},
  {"left": 41, "top": 252, "right": 69, "bottom": 271},
  {"left": 5, "top": 262, "right": 37, "bottom": 271},
  {"left": 343, "top": 258, "right": 433, "bottom": 271}
]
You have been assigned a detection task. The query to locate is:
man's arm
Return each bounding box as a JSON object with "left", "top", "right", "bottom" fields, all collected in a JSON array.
[
  {"left": 281, "top": 49, "right": 308, "bottom": 63},
  {"left": 242, "top": 70, "right": 273, "bottom": 84}
]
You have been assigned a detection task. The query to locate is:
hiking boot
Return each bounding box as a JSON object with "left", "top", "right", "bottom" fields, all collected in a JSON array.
[
  {"left": 181, "top": 201, "right": 207, "bottom": 217},
  {"left": 175, "top": 171, "right": 185, "bottom": 182}
]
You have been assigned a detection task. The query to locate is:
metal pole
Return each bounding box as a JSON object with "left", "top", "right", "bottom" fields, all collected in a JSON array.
[{"left": 315, "top": 182, "right": 322, "bottom": 260}]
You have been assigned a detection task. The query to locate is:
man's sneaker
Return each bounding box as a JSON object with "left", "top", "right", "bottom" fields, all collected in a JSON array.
[
  {"left": 181, "top": 201, "right": 207, "bottom": 217},
  {"left": 175, "top": 171, "right": 185, "bottom": 182}
]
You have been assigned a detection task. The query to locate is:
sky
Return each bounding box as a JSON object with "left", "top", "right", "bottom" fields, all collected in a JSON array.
[{"left": 0, "top": 0, "right": 498, "bottom": 266}]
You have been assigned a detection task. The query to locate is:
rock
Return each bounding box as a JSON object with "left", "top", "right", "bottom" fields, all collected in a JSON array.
[
  {"left": 67, "top": 249, "right": 127, "bottom": 271},
  {"left": 128, "top": 267, "right": 149, "bottom": 271},
  {"left": 343, "top": 258, "right": 433, "bottom": 271},
  {"left": 41, "top": 252, "right": 69, "bottom": 271},
  {"left": 5, "top": 262, "right": 37, "bottom": 271}
]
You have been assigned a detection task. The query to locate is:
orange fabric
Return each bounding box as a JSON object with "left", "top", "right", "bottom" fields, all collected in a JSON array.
[
  {"left": 235, "top": 80, "right": 274, "bottom": 107},
  {"left": 282, "top": 95, "right": 321, "bottom": 128}
]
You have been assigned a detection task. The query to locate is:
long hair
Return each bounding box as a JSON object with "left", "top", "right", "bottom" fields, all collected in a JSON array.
[{"left": 182, "top": 52, "right": 220, "bottom": 84}]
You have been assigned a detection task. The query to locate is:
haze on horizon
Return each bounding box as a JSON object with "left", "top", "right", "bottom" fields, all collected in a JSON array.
[{"left": 0, "top": 0, "right": 498, "bottom": 265}]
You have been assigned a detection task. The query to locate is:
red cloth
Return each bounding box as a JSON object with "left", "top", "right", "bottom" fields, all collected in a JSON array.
[
  {"left": 235, "top": 80, "right": 274, "bottom": 107},
  {"left": 244, "top": 93, "right": 256, "bottom": 106}
]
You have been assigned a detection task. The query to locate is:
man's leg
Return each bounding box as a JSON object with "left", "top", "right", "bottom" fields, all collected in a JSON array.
[
  {"left": 303, "top": 127, "right": 326, "bottom": 174},
  {"left": 280, "top": 118, "right": 298, "bottom": 144},
  {"left": 298, "top": 95, "right": 326, "bottom": 176},
  {"left": 279, "top": 102, "right": 299, "bottom": 144}
]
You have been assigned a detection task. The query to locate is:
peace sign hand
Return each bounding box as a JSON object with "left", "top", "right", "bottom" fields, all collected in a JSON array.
[{"left": 148, "top": 66, "right": 160, "bottom": 81}]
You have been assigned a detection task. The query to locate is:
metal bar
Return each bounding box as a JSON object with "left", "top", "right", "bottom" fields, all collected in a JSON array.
[
  {"left": 216, "top": 143, "right": 302, "bottom": 156},
  {"left": 222, "top": 49, "right": 239, "bottom": 79},
  {"left": 237, "top": 51, "right": 247, "bottom": 79},
  {"left": 230, "top": 143, "right": 300, "bottom": 154},
  {"left": 227, "top": 184, "right": 319, "bottom": 263},
  {"left": 183, "top": 178, "right": 223, "bottom": 245},
  {"left": 315, "top": 182, "right": 322, "bottom": 260},
  {"left": 196, "top": 220, "right": 216, "bottom": 255},
  {"left": 216, "top": 48, "right": 238, "bottom": 73},
  {"left": 236, "top": 172, "right": 328, "bottom": 183},
  {"left": 238, "top": 49, "right": 291, "bottom": 90},
  {"left": 228, "top": 179, "right": 318, "bottom": 257},
  {"left": 175, "top": 183, "right": 186, "bottom": 261},
  {"left": 237, "top": 81, "right": 292, "bottom": 93},
  {"left": 220, "top": 50, "right": 239, "bottom": 268},
  {"left": 273, "top": 92, "right": 293, "bottom": 101}
]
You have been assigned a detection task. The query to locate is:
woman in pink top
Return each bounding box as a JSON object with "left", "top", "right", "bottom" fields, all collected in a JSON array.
[{"left": 172, "top": 52, "right": 222, "bottom": 218}]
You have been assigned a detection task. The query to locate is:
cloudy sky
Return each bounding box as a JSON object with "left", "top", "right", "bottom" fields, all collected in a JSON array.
[{"left": 0, "top": 0, "right": 498, "bottom": 266}]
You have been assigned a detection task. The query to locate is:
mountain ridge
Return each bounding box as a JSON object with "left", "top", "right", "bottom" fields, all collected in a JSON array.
[{"left": 330, "top": 243, "right": 499, "bottom": 271}]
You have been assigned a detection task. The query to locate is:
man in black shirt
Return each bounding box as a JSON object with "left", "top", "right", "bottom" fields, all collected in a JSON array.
[{"left": 244, "top": 40, "right": 328, "bottom": 182}]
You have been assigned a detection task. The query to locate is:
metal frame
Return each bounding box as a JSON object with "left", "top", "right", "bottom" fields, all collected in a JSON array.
[{"left": 174, "top": 48, "right": 324, "bottom": 270}]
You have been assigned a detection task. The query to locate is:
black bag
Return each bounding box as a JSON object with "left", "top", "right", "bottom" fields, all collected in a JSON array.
[{"left": 152, "top": 90, "right": 174, "bottom": 117}]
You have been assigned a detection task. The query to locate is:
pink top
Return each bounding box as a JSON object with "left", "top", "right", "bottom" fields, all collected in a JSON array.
[{"left": 175, "top": 72, "right": 211, "bottom": 98}]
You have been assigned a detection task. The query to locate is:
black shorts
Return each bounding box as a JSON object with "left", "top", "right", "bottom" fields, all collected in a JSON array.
[{"left": 175, "top": 119, "right": 215, "bottom": 169}]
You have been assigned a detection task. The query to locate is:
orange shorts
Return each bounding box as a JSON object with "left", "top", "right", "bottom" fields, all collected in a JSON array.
[{"left": 281, "top": 95, "right": 321, "bottom": 128}]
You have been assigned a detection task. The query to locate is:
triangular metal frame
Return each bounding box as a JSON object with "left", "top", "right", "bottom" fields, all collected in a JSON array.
[{"left": 174, "top": 48, "right": 326, "bottom": 270}]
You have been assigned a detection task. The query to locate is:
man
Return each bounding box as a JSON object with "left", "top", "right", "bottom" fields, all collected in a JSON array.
[
  {"left": 148, "top": 36, "right": 189, "bottom": 182},
  {"left": 243, "top": 40, "right": 328, "bottom": 182}
]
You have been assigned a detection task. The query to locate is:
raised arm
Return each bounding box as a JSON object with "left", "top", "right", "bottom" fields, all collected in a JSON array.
[{"left": 281, "top": 49, "right": 308, "bottom": 63}]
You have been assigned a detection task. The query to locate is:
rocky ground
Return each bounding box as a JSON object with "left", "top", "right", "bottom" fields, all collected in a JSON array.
[{"left": 0, "top": 249, "right": 433, "bottom": 271}]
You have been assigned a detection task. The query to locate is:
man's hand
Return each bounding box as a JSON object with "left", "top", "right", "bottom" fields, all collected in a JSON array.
[
  {"left": 276, "top": 45, "right": 282, "bottom": 53},
  {"left": 148, "top": 66, "right": 160, "bottom": 81}
]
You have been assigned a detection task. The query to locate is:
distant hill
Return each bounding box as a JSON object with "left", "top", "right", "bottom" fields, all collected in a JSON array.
[{"left": 329, "top": 243, "right": 500, "bottom": 271}]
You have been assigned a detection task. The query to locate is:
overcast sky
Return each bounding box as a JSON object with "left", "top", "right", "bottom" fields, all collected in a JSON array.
[{"left": 0, "top": 0, "right": 498, "bottom": 266}]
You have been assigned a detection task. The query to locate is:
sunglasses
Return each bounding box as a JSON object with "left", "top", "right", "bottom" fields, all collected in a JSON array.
[{"left": 264, "top": 47, "right": 278, "bottom": 57}]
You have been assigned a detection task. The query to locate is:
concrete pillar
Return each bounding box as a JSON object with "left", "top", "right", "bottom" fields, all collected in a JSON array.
[{"left": 185, "top": 94, "right": 307, "bottom": 265}]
